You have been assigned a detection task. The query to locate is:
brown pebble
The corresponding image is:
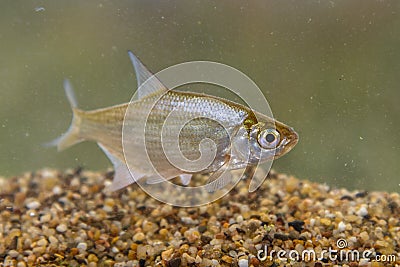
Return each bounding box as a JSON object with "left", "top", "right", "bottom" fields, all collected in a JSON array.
[{"left": 168, "top": 258, "right": 181, "bottom": 267}]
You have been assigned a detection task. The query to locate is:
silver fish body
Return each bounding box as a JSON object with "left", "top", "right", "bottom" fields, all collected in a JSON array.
[{"left": 52, "top": 52, "right": 298, "bottom": 192}]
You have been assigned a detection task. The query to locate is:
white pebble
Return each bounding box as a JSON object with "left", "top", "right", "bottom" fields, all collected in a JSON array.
[
  {"left": 337, "top": 221, "right": 346, "bottom": 232},
  {"left": 112, "top": 246, "right": 120, "bottom": 253},
  {"left": 211, "top": 259, "right": 219, "bottom": 266},
  {"left": 236, "top": 215, "right": 244, "bottom": 223},
  {"left": 26, "top": 200, "right": 41, "bottom": 209},
  {"left": 8, "top": 249, "right": 19, "bottom": 258},
  {"left": 357, "top": 206, "right": 368, "bottom": 217},
  {"left": 52, "top": 185, "right": 62, "bottom": 195},
  {"left": 238, "top": 258, "right": 248, "bottom": 267},
  {"left": 77, "top": 242, "right": 87, "bottom": 251},
  {"left": 56, "top": 224, "right": 67, "bottom": 233},
  {"left": 181, "top": 216, "right": 199, "bottom": 224}
]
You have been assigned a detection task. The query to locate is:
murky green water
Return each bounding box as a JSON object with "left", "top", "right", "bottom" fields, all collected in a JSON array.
[{"left": 1, "top": 1, "right": 399, "bottom": 192}]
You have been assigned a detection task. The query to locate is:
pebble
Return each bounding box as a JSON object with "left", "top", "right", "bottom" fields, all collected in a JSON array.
[
  {"left": 52, "top": 185, "right": 62, "bottom": 195},
  {"left": 356, "top": 206, "right": 368, "bottom": 217},
  {"left": 238, "top": 258, "right": 248, "bottom": 267},
  {"left": 8, "top": 249, "right": 19, "bottom": 258},
  {"left": 337, "top": 221, "right": 346, "bottom": 232},
  {"left": 182, "top": 252, "right": 196, "bottom": 263},
  {"left": 161, "top": 248, "right": 174, "bottom": 261},
  {"left": 77, "top": 242, "right": 88, "bottom": 251},
  {"left": 56, "top": 224, "right": 68, "bottom": 233},
  {"left": 133, "top": 232, "right": 145, "bottom": 242},
  {"left": 37, "top": 238, "right": 48, "bottom": 247},
  {"left": 320, "top": 218, "right": 331, "bottom": 226},
  {"left": 168, "top": 258, "right": 181, "bottom": 267},
  {"left": 26, "top": 200, "right": 41, "bottom": 209},
  {"left": 40, "top": 213, "right": 51, "bottom": 223},
  {"left": 1, "top": 169, "right": 398, "bottom": 267},
  {"left": 88, "top": 254, "right": 99, "bottom": 262}
]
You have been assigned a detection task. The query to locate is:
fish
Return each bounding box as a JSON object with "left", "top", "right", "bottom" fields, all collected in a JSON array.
[{"left": 51, "top": 51, "right": 298, "bottom": 192}]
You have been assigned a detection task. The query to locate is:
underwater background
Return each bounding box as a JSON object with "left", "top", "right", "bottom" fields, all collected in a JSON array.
[{"left": 0, "top": 1, "right": 399, "bottom": 192}]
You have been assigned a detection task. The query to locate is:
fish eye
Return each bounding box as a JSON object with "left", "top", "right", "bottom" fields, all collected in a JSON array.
[{"left": 258, "top": 128, "right": 280, "bottom": 149}]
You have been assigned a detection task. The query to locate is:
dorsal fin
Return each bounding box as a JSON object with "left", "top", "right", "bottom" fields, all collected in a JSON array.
[{"left": 128, "top": 51, "right": 168, "bottom": 99}]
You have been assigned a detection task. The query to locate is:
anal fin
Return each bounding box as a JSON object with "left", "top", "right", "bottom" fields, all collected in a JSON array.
[
  {"left": 98, "top": 144, "right": 142, "bottom": 191},
  {"left": 205, "top": 169, "right": 232, "bottom": 193}
]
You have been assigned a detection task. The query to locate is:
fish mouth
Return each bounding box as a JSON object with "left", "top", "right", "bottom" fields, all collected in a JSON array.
[
  {"left": 285, "top": 127, "right": 299, "bottom": 151},
  {"left": 273, "top": 127, "right": 298, "bottom": 159}
]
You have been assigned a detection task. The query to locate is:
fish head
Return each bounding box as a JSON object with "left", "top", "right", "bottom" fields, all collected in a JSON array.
[
  {"left": 232, "top": 112, "right": 298, "bottom": 165},
  {"left": 249, "top": 118, "right": 298, "bottom": 163}
]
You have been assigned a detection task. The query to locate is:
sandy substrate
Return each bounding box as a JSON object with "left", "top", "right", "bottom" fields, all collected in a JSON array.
[{"left": 0, "top": 168, "right": 399, "bottom": 267}]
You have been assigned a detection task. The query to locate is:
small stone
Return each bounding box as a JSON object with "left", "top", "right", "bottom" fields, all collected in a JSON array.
[
  {"left": 201, "top": 235, "right": 212, "bottom": 244},
  {"left": 323, "top": 198, "right": 335, "bottom": 207},
  {"left": 238, "top": 258, "right": 248, "bottom": 267},
  {"left": 52, "top": 185, "right": 62, "bottom": 195},
  {"left": 40, "top": 213, "right": 51, "bottom": 223},
  {"left": 32, "top": 246, "right": 46, "bottom": 254},
  {"left": 115, "top": 253, "right": 124, "bottom": 262},
  {"left": 8, "top": 250, "right": 19, "bottom": 258},
  {"left": 359, "top": 231, "right": 369, "bottom": 242},
  {"left": 159, "top": 228, "right": 169, "bottom": 237},
  {"left": 250, "top": 257, "right": 260, "bottom": 266},
  {"left": 375, "top": 240, "right": 388, "bottom": 248},
  {"left": 211, "top": 259, "right": 219, "bottom": 266},
  {"left": 195, "top": 255, "right": 202, "bottom": 264},
  {"left": 337, "top": 221, "right": 346, "bottom": 232},
  {"left": 142, "top": 221, "right": 158, "bottom": 233},
  {"left": 56, "top": 224, "right": 67, "bottom": 233},
  {"left": 198, "top": 225, "right": 207, "bottom": 233},
  {"left": 221, "top": 255, "right": 233, "bottom": 263},
  {"left": 133, "top": 232, "right": 145, "bottom": 242},
  {"left": 161, "top": 248, "right": 174, "bottom": 261},
  {"left": 77, "top": 242, "right": 88, "bottom": 251},
  {"left": 274, "top": 233, "right": 289, "bottom": 241},
  {"left": 345, "top": 215, "right": 359, "bottom": 223},
  {"left": 288, "top": 220, "right": 305, "bottom": 232},
  {"left": 229, "top": 250, "right": 238, "bottom": 258},
  {"left": 49, "top": 236, "right": 58, "bottom": 245},
  {"left": 88, "top": 254, "right": 99, "bottom": 262},
  {"left": 136, "top": 245, "right": 147, "bottom": 260},
  {"left": 285, "top": 176, "right": 299, "bottom": 193},
  {"left": 26, "top": 200, "right": 41, "bottom": 209},
  {"left": 182, "top": 252, "right": 195, "bottom": 263},
  {"left": 168, "top": 258, "right": 181, "bottom": 267},
  {"left": 37, "top": 238, "right": 48, "bottom": 247},
  {"left": 17, "top": 262, "right": 27, "bottom": 267},
  {"left": 356, "top": 206, "right": 368, "bottom": 217},
  {"left": 320, "top": 218, "right": 331, "bottom": 226}
]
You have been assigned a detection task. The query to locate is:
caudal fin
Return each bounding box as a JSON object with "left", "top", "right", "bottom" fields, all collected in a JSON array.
[{"left": 46, "top": 79, "right": 84, "bottom": 151}]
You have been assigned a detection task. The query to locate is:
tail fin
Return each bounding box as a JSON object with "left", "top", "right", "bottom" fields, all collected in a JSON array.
[{"left": 46, "top": 79, "right": 84, "bottom": 151}]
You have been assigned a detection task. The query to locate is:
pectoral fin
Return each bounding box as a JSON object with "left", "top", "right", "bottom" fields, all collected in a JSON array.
[
  {"left": 205, "top": 169, "right": 232, "bottom": 193},
  {"left": 98, "top": 144, "right": 141, "bottom": 191}
]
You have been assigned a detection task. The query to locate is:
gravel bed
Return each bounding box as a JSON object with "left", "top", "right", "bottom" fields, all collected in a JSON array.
[{"left": 0, "top": 168, "right": 399, "bottom": 266}]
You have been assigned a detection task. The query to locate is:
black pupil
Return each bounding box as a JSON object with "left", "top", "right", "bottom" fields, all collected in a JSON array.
[{"left": 266, "top": 133, "right": 275, "bottom": 143}]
